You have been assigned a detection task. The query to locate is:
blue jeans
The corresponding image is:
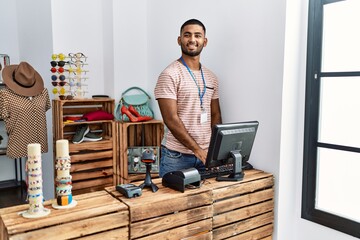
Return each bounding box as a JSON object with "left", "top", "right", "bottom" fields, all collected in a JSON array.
[{"left": 159, "top": 146, "right": 206, "bottom": 177}]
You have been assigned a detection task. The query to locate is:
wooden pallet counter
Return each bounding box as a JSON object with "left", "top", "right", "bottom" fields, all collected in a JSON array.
[
  {"left": 106, "top": 178, "right": 213, "bottom": 240},
  {"left": 0, "top": 191, "right": 129, "bottom": 240},
  {"left": 204, "top": 169, "right": 274, "bottom": 240},
  {"left": 52, "top": 99, "right": 116, "bottom": 195},
  {"left": 115, "top": 120, "right": 164, "bottom": 184}
]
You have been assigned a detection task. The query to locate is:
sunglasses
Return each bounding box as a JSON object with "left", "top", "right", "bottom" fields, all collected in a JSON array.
[
  {"left": 50, "top": 61, "right": 67, "bottom": 67},
  {"left": 59, "top": 95, "right": 74, "bottom": 100},
  {"left": 51, "top": 75, "right": 66, "bottom": 81},
  {"left": 51, "top": 53, "right": 68, "bottom": 61},
  {"left": 68, "top": 52, "right": 87, "bottom": 61},
  {"left": 52, "top": 87, "right": 66, "bottom": 95},
  {"left": 50, "top": 67, "right": 65, "bottom": 73},
  {"left": 51, "top": 81, "right": 67, "bottom": 87}
]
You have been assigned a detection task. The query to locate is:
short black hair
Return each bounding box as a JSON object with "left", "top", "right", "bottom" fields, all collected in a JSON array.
[{"left": 180, "top": 19, "right": 206, "bottom": 35}]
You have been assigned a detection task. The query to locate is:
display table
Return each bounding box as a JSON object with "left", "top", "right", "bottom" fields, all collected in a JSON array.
[
  {"left": 105, "top": 169, "right": 274, "bottom": 240},
  {"left": 206, "top": 169, "right": 274, "bottom": 240},
  {"left": 106, "top": 178, "right": 213, "bottom": 239},
  {"left": 1, "top": 169, "right": 274, "bottom": 240},
  {"left": 0, "top": 191, "right": 128, "bottom": 240}
]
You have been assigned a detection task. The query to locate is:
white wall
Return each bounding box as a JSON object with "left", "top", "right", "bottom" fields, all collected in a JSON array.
[
  {"left": 0, "top": 0, "right": 358, "bottom": 239},
  {"left": 0, "top": 0, "right": 54, "bottom": 200},
  {"left": 0, "top": 0, "right": 19, "bottom": 182}
]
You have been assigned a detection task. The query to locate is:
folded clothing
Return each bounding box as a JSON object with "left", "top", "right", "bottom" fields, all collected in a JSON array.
[{"left": 82, "top": 110, "right": 114, "bottom": 121}]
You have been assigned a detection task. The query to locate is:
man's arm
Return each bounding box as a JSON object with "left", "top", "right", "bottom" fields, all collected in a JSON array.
[
  {"left": 157, "top": 98, "right": 207, "bottom": 162},
  {"left": 210, "top": 98, "right": 222, "bottom": 127}
]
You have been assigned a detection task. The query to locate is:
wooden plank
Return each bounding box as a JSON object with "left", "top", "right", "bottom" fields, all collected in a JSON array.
[
  {"left": 130, "top": 191, "right": 212, "bottom": 222},
  {"left": 9, "top": 212, "right": 128, "bottom": 240},
  {"left": 210, "top": 174, "right": 274, "bottom": 201},
  {"left": 225, "top": 224, "right": 273, "bottom": 240},
  {"left": 213, "top": 213, "right": 273, "bottom": 240},
  {"left": 182, "top": 231, "right": 212, "bottom": 240},
  {"left": 72, "top": 185, "right": 113, "bottom": 196},
  {"left": 72, "top": 168, "right": 113, "bottom": 181},
  {"left": 213, "top": 188, "right": 274, "bottom": 215},
  {"left": 71, "top": 159, "right": 113, "bottom": 172},
  {"left": 260, "top": 236, "right": 272, "bottom": 240},
  {"left": 213, "top": 200, "right": 274, "bottom": 228},
  {"left": 77, "top": 227, "right": 128, "bottom": 240},
  {"left": 106, "top": 178, "right": 212, "bottom": 222},
  {"left": 72, "top": 177, "right": 113, "bottom": 190},
  {"left": 135, "top": 218, "right": 212, "bottom": 240},
  {"left": 70, "top": 140, "right": 113, "bottom": 153},
  {"left": 2, "top": 192, "right": 127, "bottom": 235},
  {"left": 71, "top": 150, "right": 113, "bottom": 163},
  {"left": 131, "top": 205, "right": 213, "bottom": 238}
]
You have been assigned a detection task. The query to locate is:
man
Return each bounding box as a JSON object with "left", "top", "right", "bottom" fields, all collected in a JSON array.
[{"left": 154, "top": 19, "right": 222, "bottom": 177}]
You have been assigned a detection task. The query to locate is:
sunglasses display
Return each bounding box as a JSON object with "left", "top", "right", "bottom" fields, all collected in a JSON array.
[{"left": 51, "top": 52, "right": 89, "bottom": 100}]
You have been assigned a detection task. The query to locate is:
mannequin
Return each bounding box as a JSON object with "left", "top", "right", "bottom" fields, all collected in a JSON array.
[{"left": 0, "top": 62, "right": 51, "bottom": 159}]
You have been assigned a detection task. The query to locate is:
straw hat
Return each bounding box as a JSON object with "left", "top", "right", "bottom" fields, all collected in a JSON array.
[{"left": 2, "top": 62, "right": 44, "bottom": 96}]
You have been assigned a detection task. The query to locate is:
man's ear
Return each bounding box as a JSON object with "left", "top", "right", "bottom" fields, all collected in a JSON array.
[
  {"left": 177, "top": 36, "right": 181, "bottom": 45},
  {"left": 203, "top": 37, "right": 208, "bottom": 47}
]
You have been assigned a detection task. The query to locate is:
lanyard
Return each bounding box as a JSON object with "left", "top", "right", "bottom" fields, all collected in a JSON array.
[{"left": 180, "top": 57, "right": 206, "bottom": 108}]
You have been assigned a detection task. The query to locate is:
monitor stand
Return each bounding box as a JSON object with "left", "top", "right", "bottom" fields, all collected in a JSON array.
[{"left": 216, "top": 150, "right": 244, "bottom": 181}]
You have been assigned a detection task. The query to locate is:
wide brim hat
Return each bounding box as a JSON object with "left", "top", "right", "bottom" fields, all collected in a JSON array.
[{"left": 2, "top": 61, "right": 44, "bottom": 97}]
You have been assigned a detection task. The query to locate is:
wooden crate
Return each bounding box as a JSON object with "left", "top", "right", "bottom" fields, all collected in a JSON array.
[
  {"left": 205, "top": 169, "right": 274, "bottom": 240},
  {"left": 106, "top": 178, "right": 213, "bottom": 239},
  {"left": 116, "top": 120, "right": 164, "bottom": 184},
  {"left": 52, "top": 99, "right": 116, "bottom": 195},
  {"left": 0, "top": 191, "right": 129, "bottom": 240}
]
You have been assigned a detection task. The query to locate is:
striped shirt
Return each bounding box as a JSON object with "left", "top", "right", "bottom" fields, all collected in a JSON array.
[{"left": 154, "top": 60, "right": 219, "bottom": 154}]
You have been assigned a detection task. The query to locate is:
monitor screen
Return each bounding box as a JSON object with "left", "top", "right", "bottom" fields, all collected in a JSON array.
[{"left": 205, "top": 121, "right": 259, "bottom": 181}]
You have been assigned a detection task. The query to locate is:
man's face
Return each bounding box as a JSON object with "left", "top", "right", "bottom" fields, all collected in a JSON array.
[{"left": 178, "top": 24, "right": 207, "bottom": 57}]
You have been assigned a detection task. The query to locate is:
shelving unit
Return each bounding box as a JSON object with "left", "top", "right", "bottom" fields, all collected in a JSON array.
[
  {"left": 116, "top": 120, "right": 164, "bottom": 184},
  {"left": 52, "top": 99, "right": 116, "bottom": 195}
]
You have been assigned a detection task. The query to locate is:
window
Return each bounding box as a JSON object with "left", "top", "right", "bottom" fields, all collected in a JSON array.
[{"left": 302, "top": 0, "right": 360, "bottom": 238}]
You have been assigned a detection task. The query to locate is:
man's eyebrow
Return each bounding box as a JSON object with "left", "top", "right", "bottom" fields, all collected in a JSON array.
[{"left": 183, "top": 31, "right": 203, "bottom": 35}]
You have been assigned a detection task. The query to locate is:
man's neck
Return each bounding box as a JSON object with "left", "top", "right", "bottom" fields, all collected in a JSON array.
[{"left": 180, "top": 55, "right": 201, "bottom": 71}]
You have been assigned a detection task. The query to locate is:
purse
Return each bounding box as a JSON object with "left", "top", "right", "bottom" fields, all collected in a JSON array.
[{"left": 115, "top": 87, "right": 154, "bottom": 121}]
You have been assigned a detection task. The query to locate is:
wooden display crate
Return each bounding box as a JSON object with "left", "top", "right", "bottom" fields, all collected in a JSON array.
[
  {"left": 205, "top": 169, "right": 274, "bottom": 240},
  {"left": 0, "top": 191, "right": 129, "bottom": 240},
  {"left": 115, "top": 120, "right": 164, "bottom": 184},
  {"left": 106, "top": 178, "right": 213, "bottom": 239},
  {"left": 52, "top": 99, "right": 116, "bottom": 195}
]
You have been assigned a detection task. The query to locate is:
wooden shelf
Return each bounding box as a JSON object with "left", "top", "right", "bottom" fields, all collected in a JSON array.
[
  {"left": 115, "top": 120, "right": 164, "bottom": 184},
  {"left": 52, "top": 99, "right": 116, "bottom": 195}
]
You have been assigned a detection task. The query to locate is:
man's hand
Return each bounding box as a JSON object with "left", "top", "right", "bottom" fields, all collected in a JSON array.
[{"left": 193, "top": 148, "right": 207, "bottom": 164}]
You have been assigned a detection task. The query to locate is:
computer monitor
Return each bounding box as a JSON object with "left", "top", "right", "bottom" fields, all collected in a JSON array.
[{"left": 205, "top": 121, "right": 259, "bottom": 181}]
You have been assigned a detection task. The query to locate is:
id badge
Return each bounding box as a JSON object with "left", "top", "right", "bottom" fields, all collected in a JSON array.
[{"left": 200, "top": 108, "right": 208, "bottom": 124}]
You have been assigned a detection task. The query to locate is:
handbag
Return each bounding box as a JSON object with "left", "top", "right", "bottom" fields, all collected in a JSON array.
[{"left": 115, "top": 87, "right": 154, "bottom": 121}]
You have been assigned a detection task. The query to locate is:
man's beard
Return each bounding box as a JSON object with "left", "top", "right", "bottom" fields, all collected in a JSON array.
[{"left": 181, "top": 44, "right": 204, "bottom": 57}]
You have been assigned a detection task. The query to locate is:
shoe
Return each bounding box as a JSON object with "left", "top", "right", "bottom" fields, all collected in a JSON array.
[
  {"left": 121, "top": 106, "right": 153, "bottom": 122},
  {"left": 83, "top": 132, "right": 102, "bottom": 142},
  {"left": 72, "top": 124, "right": 90, "bottom": 144},
  {"left": 129, "top": 105, "right": 153, "bottom": 120},
  {"left": 128, "top": 105, "right": 141, "bottom": 117}
]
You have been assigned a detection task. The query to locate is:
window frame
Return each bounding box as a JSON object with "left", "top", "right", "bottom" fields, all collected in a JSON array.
[{"left": 302, "top": 0, "right": 360, "bottom": 238}]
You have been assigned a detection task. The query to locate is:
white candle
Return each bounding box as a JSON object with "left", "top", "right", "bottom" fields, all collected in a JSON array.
[
  {"left": 56, "top": 139, "right": 69, "bottom": 158},
  {"left": 28, "top": 143, "right": 41, "bottom": 156}
]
